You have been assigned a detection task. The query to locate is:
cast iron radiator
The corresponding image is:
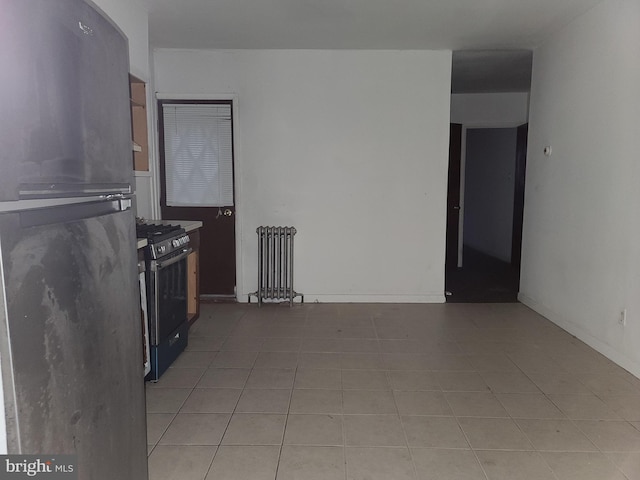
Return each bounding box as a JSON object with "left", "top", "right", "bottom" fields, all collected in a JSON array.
[{"left": 249, "top": 226, "right": 304, "bottom": 306}]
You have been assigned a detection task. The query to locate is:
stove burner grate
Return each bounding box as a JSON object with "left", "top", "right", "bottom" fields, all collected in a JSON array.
[{"left": 136, "top": 223, "right": 185, "bottom": 243}]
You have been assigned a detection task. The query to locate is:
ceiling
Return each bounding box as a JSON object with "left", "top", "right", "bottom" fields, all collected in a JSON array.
[
  {"left": 147, "top": 0, "right": 601, "bottom": 92},
  {"left": 452, "top": 50, "right": 533, "bottom": 93},
  {"left": 148, "top": 0, "right": 601, "bottom": 50}
]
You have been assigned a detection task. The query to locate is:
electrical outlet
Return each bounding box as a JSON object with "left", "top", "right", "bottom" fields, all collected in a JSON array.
[{"left": 619, "top": 309, "right": 627, "bottom": 327}]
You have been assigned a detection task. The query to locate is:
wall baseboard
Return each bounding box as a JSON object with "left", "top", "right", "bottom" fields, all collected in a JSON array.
[
  {"left": 240, "top": 293, "right": 446, "bottom": 304},
  {"left": 518, "top": 293, "right": 640, "bottom": 380}
]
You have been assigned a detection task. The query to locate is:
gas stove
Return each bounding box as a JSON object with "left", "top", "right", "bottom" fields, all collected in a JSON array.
[
  {"left": 136, "top": 221, "right": 191, "bottom": 381},
  {"left": 136, "top": 222, "right": 190, "bottom": 260}
]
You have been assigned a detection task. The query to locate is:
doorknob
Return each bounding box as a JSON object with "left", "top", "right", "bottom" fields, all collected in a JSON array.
[{"left": 223, "top": 209, "right": 233, "bottom": 217}]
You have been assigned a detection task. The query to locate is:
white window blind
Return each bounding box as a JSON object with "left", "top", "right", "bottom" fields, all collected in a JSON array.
[{"left": 162, "top": 103, "right": 233, "bottom": 207}]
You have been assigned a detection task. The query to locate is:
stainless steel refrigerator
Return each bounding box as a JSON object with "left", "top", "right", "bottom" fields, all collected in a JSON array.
[{"left": 0, "top": 0, "right": 148, "bottom": 478}]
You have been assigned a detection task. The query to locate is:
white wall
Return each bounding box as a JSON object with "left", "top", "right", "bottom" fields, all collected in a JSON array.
[
  {"left": 520, "top": 0, "right": 640, "bottom": 377},
  {"left": 464, "top": 128, "right": 517, "bottom": 262},
  {"left": 451, "top": 93, "right": 529, "bottom": 127},
  {"left": 154, "top": 49, "right": 452, "bottom": 302}
]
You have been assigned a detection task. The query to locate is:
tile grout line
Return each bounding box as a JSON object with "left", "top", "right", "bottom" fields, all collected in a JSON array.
[
  {"left": 563, "top": 409, "right": 636, "bottom": 479},
  {"left": 199, "top": 312, "right": 248, "bottom": 480},
  {"left": 441, "top": 379, "right": 492, "bottom": 480},
  {"left": 454, "top": 331, "right": 556, "bottom": 479},
  {"left": 488, "top": 340, "right": 564, "bottom": 479},
  {"left": 374, "top": 312, "right": 422, "bottom": 480},
  {"left": 341, "top": 315, "right": 349, "bottom": 480},
  {"left": 149, "top": 349, "right": 213, "bottom": 455},
  {"left": 472, "top": 322, "right": 631, "bottom": 479},
  {"left": 273, "top": 310, "right": 306, "bottom": 480},
  {"left": 149, "top": 304, "right": 640, "bottom": 479},
  {"left": 500, "top": 342, "right": 630, "bottom": 479}
]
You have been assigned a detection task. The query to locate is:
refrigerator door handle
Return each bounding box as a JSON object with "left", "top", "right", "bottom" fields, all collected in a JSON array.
[
  {"left": 18, "top": 183, "right": 132, "bottom": 200},
  {"left": 118, "top": 198, "right": 132, "bottom": 211},
  {"left": 19, "top": 198, "right": 132, "bottom": 228},
  {"left": 100, "top": 193, "right": 132, "bottom": 212}
]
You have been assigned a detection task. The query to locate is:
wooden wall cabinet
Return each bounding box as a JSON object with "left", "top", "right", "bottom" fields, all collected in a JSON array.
[
  {"left": 187, "top": 228, "right": 201, "bottom": 325},
  {"left": 130, "top": 74, "right": 149, "bottom": 171}
]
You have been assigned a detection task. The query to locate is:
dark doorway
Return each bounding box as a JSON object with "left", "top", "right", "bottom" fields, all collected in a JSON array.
[
  {"left": 158, "top": 100, "right": 237, "bottom": 298},
  {"left": 445, "top": 124, "right": 528, "bottom": 303}
]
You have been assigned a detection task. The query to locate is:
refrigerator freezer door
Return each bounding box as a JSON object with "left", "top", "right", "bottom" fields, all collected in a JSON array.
[
  {"left": 0, "top": 201, "right": 147, "bottom": 479},
  {"left": 0, "top": 0, "right": 133, "bottom": 200}
]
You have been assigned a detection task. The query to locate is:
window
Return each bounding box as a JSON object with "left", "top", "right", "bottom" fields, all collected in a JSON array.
[{"left": 161, "top": 103, "right": 233, "bottom": 207}]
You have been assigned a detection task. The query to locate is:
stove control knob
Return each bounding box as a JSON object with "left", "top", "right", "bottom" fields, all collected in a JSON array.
[
  {"left": 172, "top": 239, "right": 179, "bottom": 248},
  {"left": 157, "top": 245, "right": 166, "bottom": 255}
]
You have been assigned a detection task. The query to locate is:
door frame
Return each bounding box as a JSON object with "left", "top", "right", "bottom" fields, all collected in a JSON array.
[
  {"left": 455, "top": 122, "right": 528, "bottom": 269},
  {"left": 511, "top": 123, "right": 528, "bottom": 267},
  {"left": 155, "top": 93, "right": 244, "bottom": 300},
  {"left": 446, "top": 124, "right": 462, "bottom": 269}
]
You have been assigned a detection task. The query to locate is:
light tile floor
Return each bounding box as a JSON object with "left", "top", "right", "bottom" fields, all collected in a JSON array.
[{"left": 146, "top": 303, "right": 640, "bottom": 480}]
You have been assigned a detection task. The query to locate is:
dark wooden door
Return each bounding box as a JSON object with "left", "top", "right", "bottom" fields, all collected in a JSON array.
[
  {"left": 158, "top": 100, "right": 237, "bottom": 297},
  {"left": 160, "top": 206, "right": 236, "bottom": 296},
  {"left": 446, "top": 124, "right": 463, "bottom": 268},
  {"left": 511, "top": 123, "right": 528, "bottom": 268}
]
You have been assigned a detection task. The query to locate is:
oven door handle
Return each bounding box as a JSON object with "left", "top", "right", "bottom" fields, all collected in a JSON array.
[{"left": 155, "top": 248, "right": 192, "bottom": 270}]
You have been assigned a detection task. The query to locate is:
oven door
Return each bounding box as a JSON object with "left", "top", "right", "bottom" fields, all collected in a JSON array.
[{"left": 149, "top": 247, "right": 191, "bottom": 345}]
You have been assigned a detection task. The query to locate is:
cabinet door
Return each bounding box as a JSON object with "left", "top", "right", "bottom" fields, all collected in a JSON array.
[
  {"left": 187, "top": 250, "right": 198, "bottom": 319},
  {"left": 0, "top": 0, "right": 132, "bottom": 200}
]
